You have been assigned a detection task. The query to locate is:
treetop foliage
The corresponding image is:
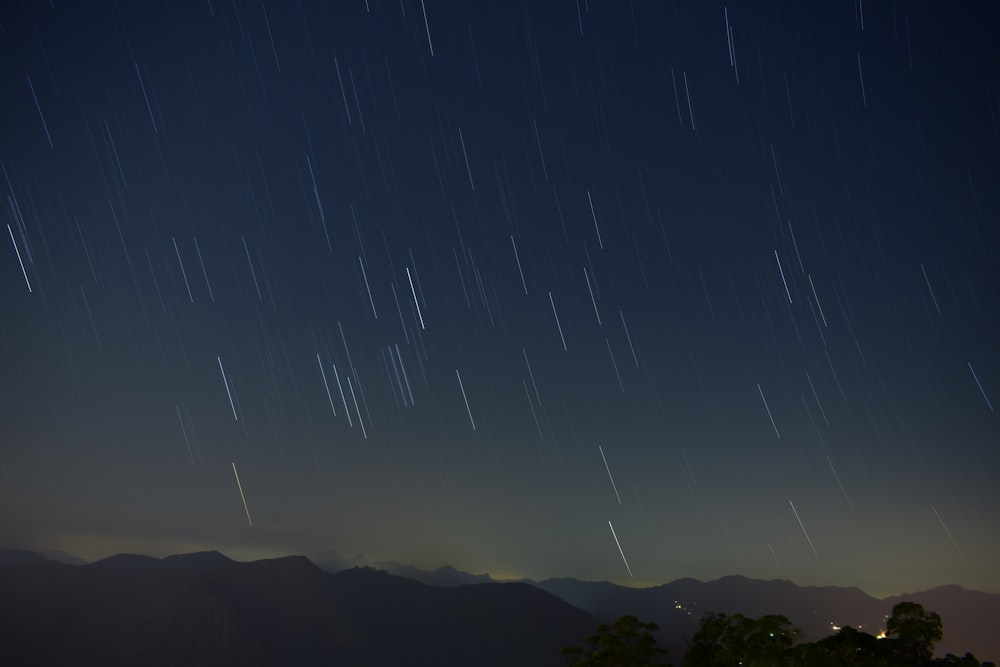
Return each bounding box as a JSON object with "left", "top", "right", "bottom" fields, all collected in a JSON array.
[{"left": 562, "top": 601, "right": 994, "bottom": 667}]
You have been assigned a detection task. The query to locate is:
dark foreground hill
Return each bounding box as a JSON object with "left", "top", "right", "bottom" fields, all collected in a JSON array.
[{"left": 0, "top": 551, "right": 602, "bottom": 667}]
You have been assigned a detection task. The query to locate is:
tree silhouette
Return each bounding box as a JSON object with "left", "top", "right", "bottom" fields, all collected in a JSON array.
[
  {"left": 684, "top": 612, "right": 799, "bottom": 667},
  {"left": 934, "top": 653, "right": 993, "bottom": 667},
  {"left": 572, "top": 604, "right": 996, "bottom": 667},
  {"left": 887, "top": 601, "right": 943, "bottom": 666},
  {"left": 786, "top": 626, "right": 894, "bottom": 667},
  {"left": 561, "top": 614, "right": 671, "bottom": 666}
]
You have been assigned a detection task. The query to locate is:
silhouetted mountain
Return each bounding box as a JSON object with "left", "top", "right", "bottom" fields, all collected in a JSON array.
[
  {"left": 311, "top": 549, "right": 495, "bottom": 587},
  {"left": 88, "top": 552, "right": 161, "bottom": 571},
  {"left": 329, "top": 567, "right": 605, "bottom": 665},
  {"left": 0, "top": 548, "right": 50, "bottom": 565},
  {"left": 425, "top": 564, "right": 494, "bottom": 586},
  {"left": 0, "top": 551, "right": 601, "bottom": 666},
  {"left": 533, "top": 574, "right": 1000, "bottom": 663},
  {"left": 5, "top": 548, "right": 995, "bottom": 663},
  {"left": 40, "top": 549, "right": 88, "bottom": 565},
  {"left": 309, "top": 548, "right": 368, "bottom": 572},
  {"left": 161, "top": 550, "right": 233, "bottom": 570},
  {"left": 0, "top": 548, "right": 88, "bottom": 566}
]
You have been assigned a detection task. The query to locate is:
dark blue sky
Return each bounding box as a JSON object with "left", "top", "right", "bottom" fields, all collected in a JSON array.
[{"left": 1, "top": 0, "right": 997, "bottom": 596}]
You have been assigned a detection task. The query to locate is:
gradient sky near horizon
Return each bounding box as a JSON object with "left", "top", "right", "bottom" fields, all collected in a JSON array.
[{"left": 1, "top": 0, "right": 998, "bottom": 597}]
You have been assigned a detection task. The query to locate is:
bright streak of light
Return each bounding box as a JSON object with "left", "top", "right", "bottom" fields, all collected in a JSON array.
[
  {"left": 584, "top": 267, "right": 601, "bottom": 325},
  {"left": 806, "top": 372, "right": 829, "bottom": 426},
  {"left": 406, "top": 267, "right": 425, "bottom": 330},
  {"left": 456, "top": 369, "right": 476, "bottom": 430},
  {"left": 587, "top": 190, "right": 603, "bottom": 249},
  {"left": 7, "top": 224, "right": 32, "bottom": 293},
  {"left": 511, "top": 235, "right": 528, "bottom": 295},
  {"left": 620, "top": 310, "right": 638, "bottom": 367},
  {"left": 774, "top": 250, "right": 792, "bottom": 303},
  {"left": 767, "top": 543, "right": 781, "bottom": 567},
  {"left": 968, "top": 362, "right": 994, "bottom": 412},
  {"left": 80, "top": 285, "right": 102, "bottom": 351},
  {"left": 931, "top": 505, "right": 964, "bottom": 557},
  {"left": 826, "top": 456, "right": 853, "bottom": 510},
  {"left": 523, "top": 379, "right": 543, "bottom": 439},
  {"left": 338, "top": 321, "right": 357, "bottom": 377},
  {"left": 420, "top": 0, "right": 434, "bottom": 56},
  {"left": 232, "top": 462, "right": 253, "bottom": 526},
  {"left": 598, "top": 445, "right": 622, "bottom": 504},
  {"left": 193, "top": 236, "right": 215, "bottom": 303},
  {"left": 758, "top": 383, "right": 781, "bottom": 439},
  {"left": 725, "top": 7, "right": 734, "bottom": 67},
  {"left": 683, "top": 71, "right": 696, "bottom": 130},
  {"left": 334, "top": 58, "right": 353, "bottom": 125},
  {"left": 458, "top": 128, "right": 474, "bottom": 190},
  {"left": 395, "top": 344, "right": 415, "bottom": 406},
  {"left": 317, "top": 354, "right": 337, "bottom": 416},
  {"left": 176, "top": 405, "right": 196, "bottom": 470},
  {"left": 857, "top": 51, "right": 867, "bottom": 108},
  {"left": 218, "top": 356, "right": 238, "bottom": 421},
  {"left": 608, "top": 520, "right": 634, "bottom": 578},
  {"left": 261, "top": 2, "right": 281, "bottom": 72},
  {"left": 242, "top": 236, "right": 262, "bottom": 302},
  {"left": 333, "top": 364, "right": 352, "bottom": 426},
  {"left": 532, "top": 119, "right": 548, "bottom": 180},
  {"left": 173, "top": 237, "right": 194, "bottom": 303},
  {"left": 789, "top": 500, "right": 818, "bottom": 556},
  {"left": 347, "top": 376, "right": 367, "bottom": 439},
  {"left": 133, "top": 61, "right": 158, "bottom": 134},
  {"left": 548, "top": 291, "right": 567, "bottom": 351},
  {"left": 26, "top": 76, "right": 53, "bottom": 148},
  {"left": 359, "top": 256, "right": 377, "bottom": 318},
  {"left": 605, "top": 338, "right": 625, "bottom": 396},
  {"left": 522, "top": 347, "right": 541, "bottom": 406},
  {"left": 808, "top": 275, "right": 828, "bottom": 326}
]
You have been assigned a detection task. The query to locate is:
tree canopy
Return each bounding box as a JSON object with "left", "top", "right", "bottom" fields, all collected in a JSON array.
[
  {"left": 684, "top": 612, "right": 799, "bottom": 667},
  {"left": 563, "top": 602, "right": 995, "bottom": 667},
  {"left": 561, "top": 614, "right": 671, "bottom": 667},
  {"left": 887, "top": 601, "right": 944, "bottom": 665}
]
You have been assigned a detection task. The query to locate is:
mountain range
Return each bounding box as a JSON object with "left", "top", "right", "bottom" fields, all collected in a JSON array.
[
  {"left": 0, "top": 549, "right": 601, "bottom": 666},
  {"left": 311, "top": 549, "right": 1000, "bottom": 662},
  {"left": 2, "top": 549, "right": 996, "bottom": 665}
]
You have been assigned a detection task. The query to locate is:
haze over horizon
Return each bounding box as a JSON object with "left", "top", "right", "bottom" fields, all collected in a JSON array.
[{"left": 1, "top": 1, "right": 997, "bottom": 600}]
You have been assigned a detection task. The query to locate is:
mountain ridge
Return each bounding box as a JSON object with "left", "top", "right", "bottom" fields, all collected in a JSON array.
[
  {"left": 2, "top": 549, "right": 995, "bottom": 663},
  {"left": 0, "top": 549, "right": 602, "bottom": 666}
]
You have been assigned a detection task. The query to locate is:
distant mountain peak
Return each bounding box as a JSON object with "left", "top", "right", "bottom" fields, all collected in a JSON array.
[
  {"left": 309, "top": 552, "right": 496, "bottom": 587},
  {"left": 88, "top": 553, "right": 160, "bottom": 569},
  {"left": 39, "top": 549, "right": 87, "bottom": 566},
  {"left": 163, "top": 550, "right": 232, "bottom": 566}
]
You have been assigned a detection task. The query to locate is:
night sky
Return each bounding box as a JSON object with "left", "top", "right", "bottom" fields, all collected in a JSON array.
[{"left": 1, "top": 1, "right": 998, "bottom": 598}]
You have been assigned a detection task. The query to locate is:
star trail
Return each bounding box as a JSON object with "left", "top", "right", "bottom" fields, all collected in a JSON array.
[{"left": 0, "top": 1, "right": 998, "bottom": 597}]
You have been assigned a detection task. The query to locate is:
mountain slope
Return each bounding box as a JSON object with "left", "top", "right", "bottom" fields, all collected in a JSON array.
[{"left": 0, "top": 552, "right": 602, "bottom": 667}]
